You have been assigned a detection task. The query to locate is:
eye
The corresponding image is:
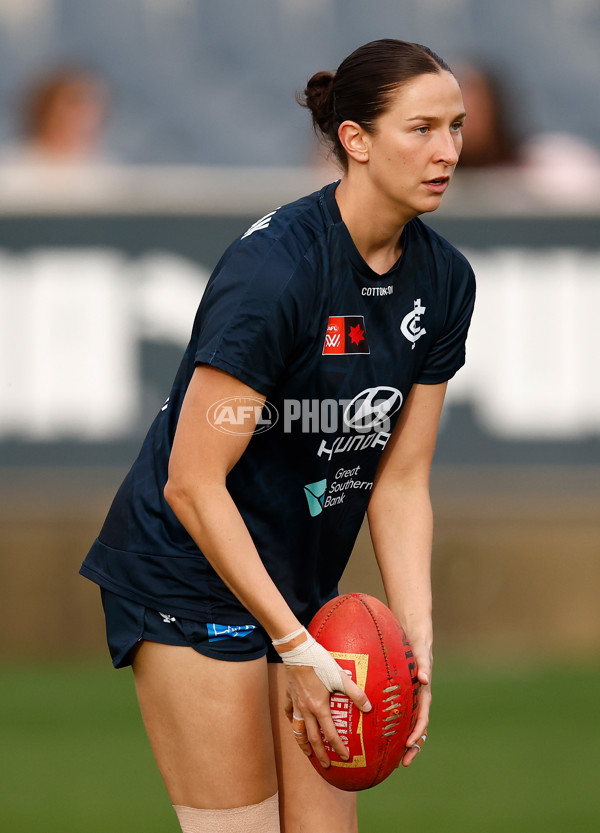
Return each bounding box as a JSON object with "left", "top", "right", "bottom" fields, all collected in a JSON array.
[
  {"left": 415, "top": 125, "right": 429, "bottom": 135},
  {"left": 450, "top": 120, "right": 465, "bottom": 132}
]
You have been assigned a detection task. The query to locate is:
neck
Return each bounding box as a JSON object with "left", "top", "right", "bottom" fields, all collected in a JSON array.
[{"left": 335, "top": 175, "right": 411, "bottom": 274}]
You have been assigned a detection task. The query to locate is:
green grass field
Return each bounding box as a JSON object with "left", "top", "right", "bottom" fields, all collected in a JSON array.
[{"left": 1, "top": 656, "right": 598, "bottom": 832}]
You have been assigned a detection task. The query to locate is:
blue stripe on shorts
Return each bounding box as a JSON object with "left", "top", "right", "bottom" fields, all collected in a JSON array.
[{"left": 100, "top": 589, "right": 280, "bottom": 667}]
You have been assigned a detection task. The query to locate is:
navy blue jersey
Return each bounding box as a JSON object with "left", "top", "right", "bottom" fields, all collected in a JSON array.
[{"left": 80, "top": 182, "right": 475, "bottom": 626}]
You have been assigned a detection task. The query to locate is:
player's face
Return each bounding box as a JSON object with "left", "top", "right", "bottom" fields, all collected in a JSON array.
[{"left": 365, "top": 71, "right": 465, "bottom": 218}]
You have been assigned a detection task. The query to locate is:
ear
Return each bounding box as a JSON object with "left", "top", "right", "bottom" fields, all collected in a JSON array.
[{"left": 338, "top": 120, "right": 370, "bottom": 163}]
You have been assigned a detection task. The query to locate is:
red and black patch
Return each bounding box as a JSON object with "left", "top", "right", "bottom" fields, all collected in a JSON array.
[{"left": 322, "top": 315, "right": 370, "bottom": 355}]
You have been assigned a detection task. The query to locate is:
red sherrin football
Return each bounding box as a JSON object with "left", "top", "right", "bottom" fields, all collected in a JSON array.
[{"left": 307, "top": 593, "right": 419, "bottom": 791}]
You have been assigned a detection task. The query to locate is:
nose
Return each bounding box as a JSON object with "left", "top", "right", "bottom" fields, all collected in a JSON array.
[{"left": 435, "top": 129, "right": 460, "bottom": 167}]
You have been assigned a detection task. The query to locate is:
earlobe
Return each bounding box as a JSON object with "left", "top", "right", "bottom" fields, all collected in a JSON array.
[{"left": 338, "top": 120, "right": 370, "bottom": 163}]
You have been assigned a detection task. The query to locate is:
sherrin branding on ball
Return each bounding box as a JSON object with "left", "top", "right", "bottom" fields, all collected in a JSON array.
[{"left": 308, "top": 593, "right": 419, "bottom": 791}]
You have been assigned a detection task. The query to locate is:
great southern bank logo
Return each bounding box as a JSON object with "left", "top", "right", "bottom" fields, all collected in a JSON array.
[
  {"left": 304, "top": 466, "right": 374, "bottom": 516},
  {"left": 303, "top": 479, "right": 328, "bottom": 517}
]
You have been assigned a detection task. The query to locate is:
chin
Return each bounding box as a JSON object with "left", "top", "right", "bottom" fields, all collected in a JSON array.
[{"left": 418, "top": 195, "right": 445, "bottom": 216}]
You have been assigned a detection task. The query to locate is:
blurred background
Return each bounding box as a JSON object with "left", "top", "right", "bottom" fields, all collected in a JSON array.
[{"left": 0, "top": 1, "right": 599, "bottom": 831}]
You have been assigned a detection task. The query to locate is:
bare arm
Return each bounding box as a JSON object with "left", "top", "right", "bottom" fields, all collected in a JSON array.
[
  {"left": 367, "top": 381, "right": 447, "bottom": 766},
  {"left": 165, "top": 365, "right": 300, "bottom": 639},
  {"left": 164, "top": 365, "right": 369, "bottom": 765}
]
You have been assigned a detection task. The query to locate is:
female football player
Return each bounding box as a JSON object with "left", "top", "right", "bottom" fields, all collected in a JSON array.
[{"left": 81, "top": 39, "right": 475, "bottom": 833}]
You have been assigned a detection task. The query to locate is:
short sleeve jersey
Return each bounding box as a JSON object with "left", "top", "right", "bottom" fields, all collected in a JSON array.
[{"left": 80, "top": 182, "right": 475, "bottom": 626}]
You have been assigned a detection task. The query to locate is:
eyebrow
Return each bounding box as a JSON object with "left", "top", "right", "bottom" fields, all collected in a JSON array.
[{"left": 405, "top": 112, "right": 467, "bottom": 122}]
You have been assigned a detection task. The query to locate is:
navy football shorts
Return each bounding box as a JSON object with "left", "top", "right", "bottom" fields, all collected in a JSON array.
[{"left": 100, "top": 589, "right": 281, "bottom": 668}]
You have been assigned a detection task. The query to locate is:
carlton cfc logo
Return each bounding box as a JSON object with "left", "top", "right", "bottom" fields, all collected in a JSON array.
[{"left": 401, "top": 299, "right": 427, "bottom": 349}]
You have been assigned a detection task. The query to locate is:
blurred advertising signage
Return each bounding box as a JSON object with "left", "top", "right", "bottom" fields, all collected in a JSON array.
[
  {"left": 0, "top": 245, "right": 599, "bottom": 443},
  {"left": 0, "top": 249, "right": 208, "bottom": 440}
]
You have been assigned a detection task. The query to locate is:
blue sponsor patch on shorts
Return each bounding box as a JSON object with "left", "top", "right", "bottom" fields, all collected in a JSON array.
[{"left": 206, "top": 623, "right": 258, "bottom": 642}]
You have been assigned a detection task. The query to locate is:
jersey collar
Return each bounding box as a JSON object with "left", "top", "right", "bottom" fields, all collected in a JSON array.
[{"left": 321, "top": 181, "right": 408, "bottom": 282}]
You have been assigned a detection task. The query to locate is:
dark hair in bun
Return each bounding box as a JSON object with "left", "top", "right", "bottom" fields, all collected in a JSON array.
[{"left": 298, "top": 39, "right": 452, "bottom": 169}]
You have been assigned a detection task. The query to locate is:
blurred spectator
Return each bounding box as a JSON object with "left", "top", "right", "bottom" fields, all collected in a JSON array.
[
  {"left": 1, "top": 66, "right": 111, "bottom": 166},
  {"left": 453, "top": 60, "right": 600, "bottom": 208},
  {"left": 453, "top": 61, "right": 522, "bottom": 168}
]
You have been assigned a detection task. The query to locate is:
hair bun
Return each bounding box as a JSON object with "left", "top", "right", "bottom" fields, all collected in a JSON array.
[{"left": 299, "top": 70, "right": 336, "bottom": 135}]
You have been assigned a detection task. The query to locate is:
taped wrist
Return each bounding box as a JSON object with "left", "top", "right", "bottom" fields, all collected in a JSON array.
[{"left": 273, "top": 627, "right": 346, "bottom": 693}]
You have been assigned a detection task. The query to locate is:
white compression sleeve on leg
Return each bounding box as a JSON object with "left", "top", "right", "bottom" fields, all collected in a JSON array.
[
  {"left": 174, "top": 792, "right": 279, "bottom": 833},
  {"left": 274, "top": 628, "right": 347, "bottom": 693}
]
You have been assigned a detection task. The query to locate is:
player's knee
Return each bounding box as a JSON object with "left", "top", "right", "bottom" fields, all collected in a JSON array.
[{"left": 173, "top": 793, "right": 280, "bottom": 833}]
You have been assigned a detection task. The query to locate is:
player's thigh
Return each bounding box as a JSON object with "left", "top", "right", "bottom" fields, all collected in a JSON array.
[
  {"left": 268, "top": 662, "right": 358, "bottom": 833},
  {"left": 132, "top": 640, "right": 277, "bottom": 809}
]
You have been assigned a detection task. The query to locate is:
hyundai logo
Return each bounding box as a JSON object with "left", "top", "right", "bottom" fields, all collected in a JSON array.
[{"left": 343, "top": 386, "right": 403, "bottom": 431}]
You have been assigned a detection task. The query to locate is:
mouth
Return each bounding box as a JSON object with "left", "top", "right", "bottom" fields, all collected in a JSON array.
[{"left": 423, "top": 176, "right": 450, "bottom": 194}]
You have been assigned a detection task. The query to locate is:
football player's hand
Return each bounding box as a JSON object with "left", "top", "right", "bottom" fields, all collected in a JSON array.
[
  {"left": 273, "top": 627, "right": 371, "bottom": 767},
  {"left": 283, "top": 662, "right": 371, "bottom": 768},
  {"left": 402, "top": 639, "right": 431, "bottom": 766}
]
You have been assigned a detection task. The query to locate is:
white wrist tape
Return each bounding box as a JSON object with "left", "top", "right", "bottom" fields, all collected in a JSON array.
[{"left": 274, "top": 628, "right": 347, "bottom": 694}]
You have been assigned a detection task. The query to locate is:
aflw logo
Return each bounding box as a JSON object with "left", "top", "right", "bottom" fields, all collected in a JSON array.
[
  {"left": 241, "top": 209, "right": 278, "bottom": 239},
  {"left": 324, "top": 331, "right": 342, "bottom": 349}
]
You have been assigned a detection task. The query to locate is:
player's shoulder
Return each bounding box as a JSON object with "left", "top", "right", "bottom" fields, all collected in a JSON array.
[
  {"left": 203, "top": 185, "right": 332, "bottom": 310},
  {"left": 235, "top": 184, "right": 332, "bottom": 263},
  {"left": 409, "top": 216, "right": 475, "bottom": 279}
]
